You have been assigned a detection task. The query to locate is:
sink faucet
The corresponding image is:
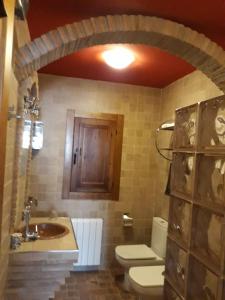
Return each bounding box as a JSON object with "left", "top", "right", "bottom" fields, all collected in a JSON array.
[{"left": 22, "top": 197, "right": 39, "bottom": 241}]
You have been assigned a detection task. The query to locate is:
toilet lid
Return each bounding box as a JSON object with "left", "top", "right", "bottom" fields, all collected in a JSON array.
[
  {"left": 129, "top": 265, "right": 165, "bottom": 287},
  {"left": 115, "top": 244, "right": 157, "bottom": 260}
]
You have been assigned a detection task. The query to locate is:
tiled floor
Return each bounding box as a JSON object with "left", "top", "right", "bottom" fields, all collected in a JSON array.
[{"left": 52, "top": 269, "right": 138, "bottom": 300}]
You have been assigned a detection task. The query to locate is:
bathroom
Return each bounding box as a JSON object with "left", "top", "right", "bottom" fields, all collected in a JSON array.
[{"left": 1, "top": 0, "right": 225, "bottom": 299}]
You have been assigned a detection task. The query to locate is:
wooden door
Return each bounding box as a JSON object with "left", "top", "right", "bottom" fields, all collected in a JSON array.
[{"left": 70, "top": 117, "right": 116, "bottom": 193}]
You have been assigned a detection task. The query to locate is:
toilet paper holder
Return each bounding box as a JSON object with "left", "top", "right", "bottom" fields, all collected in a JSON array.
[{"left": 123, "top": 213, "right": 133, "bottom": 227}]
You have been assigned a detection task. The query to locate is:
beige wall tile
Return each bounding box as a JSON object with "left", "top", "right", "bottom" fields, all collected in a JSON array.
[
  {"left": 30, "top": 71, "right": 224, "bottom": 267},
  {"left": 30, "top": 74, "right": 162, "bottom": 267}
]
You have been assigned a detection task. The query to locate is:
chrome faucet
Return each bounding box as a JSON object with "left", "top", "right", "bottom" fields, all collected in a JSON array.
[{"left": 22, "top": 197, "right": 39, "bottom": 241}]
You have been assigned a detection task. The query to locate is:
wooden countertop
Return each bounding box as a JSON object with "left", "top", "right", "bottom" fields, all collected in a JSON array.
[{"left": 10, "top": 217, "right": 79, "bottom": 254}]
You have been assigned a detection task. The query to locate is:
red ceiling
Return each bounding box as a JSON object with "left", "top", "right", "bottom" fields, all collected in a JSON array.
[{"left": 27, "top": 0, "right": 225, "bottom": 88}]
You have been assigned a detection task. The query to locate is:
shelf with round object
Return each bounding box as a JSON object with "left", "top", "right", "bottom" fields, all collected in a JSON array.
[{"left": 155, "top": 120, "right": 174, "bottom": 161}]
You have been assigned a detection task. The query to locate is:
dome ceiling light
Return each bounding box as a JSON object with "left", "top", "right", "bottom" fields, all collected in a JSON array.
[{"left": 102, "top": 46, "right": 135, "bottom": 69}]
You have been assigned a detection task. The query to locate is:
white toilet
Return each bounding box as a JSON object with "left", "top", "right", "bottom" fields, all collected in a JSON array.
[
  {"left": 115, "top": 217, "right": 168, "bottom": 292},
  {"left": 128, "top": 265, "right": 165, "bottom": 299}
]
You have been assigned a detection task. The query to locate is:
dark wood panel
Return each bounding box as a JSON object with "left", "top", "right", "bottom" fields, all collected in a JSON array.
[
  {"left": 77, "top": 119, "right": 113, "bottom": 191},
  {"left": 62, "top": 109, "right": 75, "bottom": 199},
  {"left": 112, "top": 114, "right": 123, "bottom": 200},
  {"left": 71, "top": 117, "right": 116, "bottom": 193},
  {"left": 62, "top": 111, "right": 124, "bottom": 200}
]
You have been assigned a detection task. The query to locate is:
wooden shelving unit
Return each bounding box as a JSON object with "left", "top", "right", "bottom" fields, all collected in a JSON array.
[{"left": 164, "top": 95, "right": 225, "bottom": 300}]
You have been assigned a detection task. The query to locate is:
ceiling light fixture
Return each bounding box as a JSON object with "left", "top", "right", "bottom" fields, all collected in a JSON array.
[{"left": 102, "top": 47, "right": 135, "bottom": 69}]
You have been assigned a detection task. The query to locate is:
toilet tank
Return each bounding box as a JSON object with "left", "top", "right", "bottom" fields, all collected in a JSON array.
[{"left": 151, "top": 217, "right": 168, "bottom": 258}]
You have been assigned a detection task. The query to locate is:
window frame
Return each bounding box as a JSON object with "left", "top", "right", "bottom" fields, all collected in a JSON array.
[{"left": 62, "top": 110, "right": 124, "bottom": 200}]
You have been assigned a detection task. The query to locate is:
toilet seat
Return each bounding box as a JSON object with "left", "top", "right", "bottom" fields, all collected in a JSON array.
[
  {"left": 116, "top": 244, "right": 157, "bottom": 260},
  {"left": 115, "top": 244, "right": 164, "bottom": 267},
  {"left": 129, "top": 265, "right": 165, "bottom": 297},
  {"left": 129, "top": 265, "right": 165, "bottom": 287}
]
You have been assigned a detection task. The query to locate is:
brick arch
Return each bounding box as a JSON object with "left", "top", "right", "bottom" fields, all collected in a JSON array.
[{"left": 15, "top": 15, "right": 225, "bottom": 92}]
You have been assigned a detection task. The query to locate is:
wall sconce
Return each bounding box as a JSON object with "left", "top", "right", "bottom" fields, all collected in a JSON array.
[
  {"left": 32, "top": 121, "right": 43, "bottom": 150},
  {"left": 22, "top": 120, "right": 44, "bottom": 150},
  {"left": 24, "top": 82, "right": 40, "bottom": 118},
  {"left": 22, "top": 120, "right": 32, "bottom": 149},
  {"left": 8, "top": 82, "right": 40, "bottom": 120}
]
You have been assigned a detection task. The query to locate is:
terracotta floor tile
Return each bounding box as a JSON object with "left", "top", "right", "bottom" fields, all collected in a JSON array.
[{"left": 52, "top": 269, "right": 138, "bottom": 300}]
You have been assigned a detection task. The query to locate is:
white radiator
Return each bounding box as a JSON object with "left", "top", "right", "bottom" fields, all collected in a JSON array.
[{"left": 71, "top": 218, "right": 103, "bottom": 266}]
